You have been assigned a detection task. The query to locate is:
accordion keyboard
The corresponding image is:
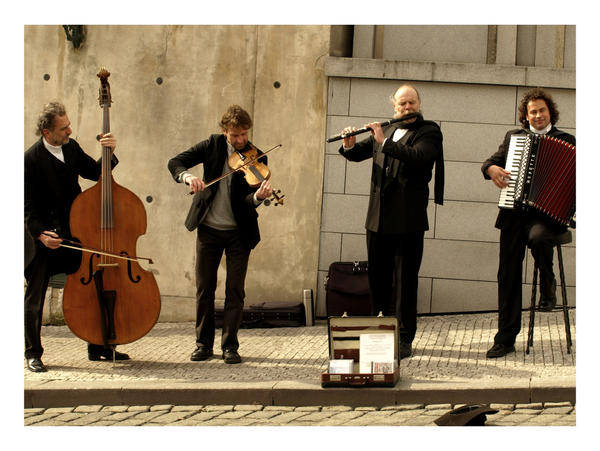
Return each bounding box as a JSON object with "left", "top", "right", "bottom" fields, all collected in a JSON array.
[{"left": 498, "top": 135, "right": 528, "bottom": 209}]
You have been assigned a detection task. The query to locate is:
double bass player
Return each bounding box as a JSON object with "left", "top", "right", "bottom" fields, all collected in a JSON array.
[{"left": 24, "top": 101, "right": 129, "bottom": 372}]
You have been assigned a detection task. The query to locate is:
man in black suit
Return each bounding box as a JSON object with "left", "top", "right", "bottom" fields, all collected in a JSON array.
[
  {"left": 168, "top": 105, "right": 273, "bottom": 364},
  {"left": 338, "top": 85, "right": 444, "bottom": 359},
  {"left": 24, "top": 101, "right": 128, "bottom": 372},
  {"left": 482, "top": 88, "right": 576, "bottom": 358}
]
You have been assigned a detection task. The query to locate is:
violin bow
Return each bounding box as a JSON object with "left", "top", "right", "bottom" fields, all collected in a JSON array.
[
  {"left": 43, "top": 233, "right": 154, "bottom": 264},
  {"left": 188, "top": 143, "right": 283, "bottom": 193}
]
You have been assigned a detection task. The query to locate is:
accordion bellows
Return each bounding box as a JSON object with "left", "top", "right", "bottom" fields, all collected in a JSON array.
[{"left": 499, "top": 134, "right": 576, "bottom": 227}]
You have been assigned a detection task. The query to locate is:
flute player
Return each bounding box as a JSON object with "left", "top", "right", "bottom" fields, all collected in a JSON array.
[{"left": 337, "top": 84, "right": 444, "bottom": 360}]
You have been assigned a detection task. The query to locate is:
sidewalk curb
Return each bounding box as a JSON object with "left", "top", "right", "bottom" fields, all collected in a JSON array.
[{"left": 24, "top": 376, "right": 575, "bottom": 408}]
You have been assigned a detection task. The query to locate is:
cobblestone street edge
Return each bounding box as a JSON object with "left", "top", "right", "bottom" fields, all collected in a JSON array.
[{"left": 25, "top": 401, "right": 575, "bottom": 426}]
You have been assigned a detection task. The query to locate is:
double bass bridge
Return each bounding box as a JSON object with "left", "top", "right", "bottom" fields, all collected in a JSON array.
[{"left": 80, "top": 252, "right": 141, "bottom": 285}]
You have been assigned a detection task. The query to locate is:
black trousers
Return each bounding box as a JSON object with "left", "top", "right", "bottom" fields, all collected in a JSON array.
[
  {"left": 194, "top": 225, "right": 250, "bottom": 352},
  {"left": 494, "top": 217, "right": 559, "bottom": 346},
  {"left": 25, "top": 244, "right": 118, "bottom": 359},
  {"left": 366, "top": 230, "right": 424, "bottom": 344},
  {"left": 24, "top": 246, "right": 55, "bottom": 359},
  {"left": 24, "top": 244, "right": 80, "bottom": 359}
]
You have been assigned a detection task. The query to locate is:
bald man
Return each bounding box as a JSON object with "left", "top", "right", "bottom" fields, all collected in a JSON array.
[{"left": 338, "top": 85, "right": 444, "bottom": 360}]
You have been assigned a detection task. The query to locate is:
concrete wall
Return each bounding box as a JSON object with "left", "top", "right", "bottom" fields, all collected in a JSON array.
[
  {"left": 25, "top": 25, "right": 330, "bottom": 323},
  {"left": 26, "top": 24, "right": 576, "bottom": 323},
  {"left": 318, "top": 25, "right": 576, "bottom": 317}
]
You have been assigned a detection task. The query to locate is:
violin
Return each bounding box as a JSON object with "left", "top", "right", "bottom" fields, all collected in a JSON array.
[
  {"left": 195, "top": 142, "right": 286, "bottom": 206},
  {"left": 62, "top": 67, "right": 161, "bottom": 351},
  {"left": 228, "top": 143, "right": 285, "bottom": 206}
]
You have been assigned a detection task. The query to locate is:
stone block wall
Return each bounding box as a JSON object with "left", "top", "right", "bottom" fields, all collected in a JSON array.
[{"left": 318, "top": 56, "right": 576, "bottom": 317}]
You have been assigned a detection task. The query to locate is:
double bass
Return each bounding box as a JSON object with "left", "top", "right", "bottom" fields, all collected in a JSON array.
[{"left": 62, "top": 68, "right": 161, "bottom": 350}]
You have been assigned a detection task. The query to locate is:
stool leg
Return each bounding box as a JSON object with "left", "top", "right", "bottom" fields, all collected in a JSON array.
[
  {"left": 526, "top": 264, "right": 538, "bottom": 355},
  {"left": 556, "top": 245, "right": 572, "bottom": 354}
]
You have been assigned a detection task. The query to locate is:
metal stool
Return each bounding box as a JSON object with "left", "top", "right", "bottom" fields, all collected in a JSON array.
[{"left": 526, "top": 230, "right": 573, "bottom": 354}]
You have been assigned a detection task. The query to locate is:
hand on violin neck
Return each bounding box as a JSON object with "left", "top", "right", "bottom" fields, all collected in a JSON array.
[
  {"left": 256, "top": 180, "right": 273, "bottom": 201},
  {"left": 39, "top": 230, "right": 63, "bottom": 249},
  {"left": 185, "top": 175, "right": 205, "bottom": 193}
]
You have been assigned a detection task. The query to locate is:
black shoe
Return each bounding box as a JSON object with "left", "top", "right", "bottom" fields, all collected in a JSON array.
[
  {"left": 222, "top": 349, "right": 242, "bottom": 364},
  {"left": 88, "top": 349, "right": 130, "bottom": 361},
  {"left": 538, "top": 298, "right": 557, "bottom": 311},
  {"left": 486, "top": 343, "right": 515, "bottom": 358},
  {"left": 26, "top": 358, "right": 47, "bottom": 372},
  {"left": 399, "top": 342, "right": 412, "bottom": 360},
  {"left": 191, "top": 346, "right": 213, "bottom": 361}
]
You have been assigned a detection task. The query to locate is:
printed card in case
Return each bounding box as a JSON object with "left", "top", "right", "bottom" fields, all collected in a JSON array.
[{"left": 359, "top": 333, "right": 395, "bottom": 373}]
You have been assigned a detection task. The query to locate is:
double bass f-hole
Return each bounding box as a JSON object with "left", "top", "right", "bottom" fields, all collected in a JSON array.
[
  {"left": 80, "top": 252, "right": 100, "bottom": 285},
  {"left": 124, "top": 252, "right": 142, "bottom": 283},
  {"left": 79, "top": 251, "right": 141, "bottom": 285}
]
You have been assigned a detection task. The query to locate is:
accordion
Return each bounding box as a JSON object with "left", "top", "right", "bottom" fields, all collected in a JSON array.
[{"left": 498, "top": 133, "right": 576, "bottom": 227}]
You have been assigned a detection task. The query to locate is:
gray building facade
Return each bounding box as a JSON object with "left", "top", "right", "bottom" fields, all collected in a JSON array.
[{"left": 317, "top": 25, "right": 576, "bottom": 317}]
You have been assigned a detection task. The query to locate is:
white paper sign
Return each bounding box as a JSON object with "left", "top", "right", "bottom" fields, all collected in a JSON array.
[
  {"left": 328, "top": 359, "right": 354, "bottom": 374},
  {"left": 359, "top": 333, "right": 395, "bottom": 373}
]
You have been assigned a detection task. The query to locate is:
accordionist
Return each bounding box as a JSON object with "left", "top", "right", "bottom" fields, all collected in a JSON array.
[{"left": 481, "top": 88, "right": 575, "bottom": 359}]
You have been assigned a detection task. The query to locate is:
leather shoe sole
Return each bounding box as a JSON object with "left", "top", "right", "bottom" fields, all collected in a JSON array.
[
  {"left": 26, "top": 358, "right": 47, "bottom": 372},
  {"left": 486, "top": 343, "right": 515, "bottom": 358},
  {"left": 190, "top": 348, "right": 213, "bottom": 361},
  {"left": 222, "top": 350, "right": 242, "bottom": 364},
  {"left": 89, "top": 350, "right": 130, "bottom": 361}
]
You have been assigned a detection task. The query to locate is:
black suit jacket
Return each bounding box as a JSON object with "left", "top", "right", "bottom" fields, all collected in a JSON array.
[
  {"left": 481, "top": 126, "right": 576, "bottom": 230},
  {"left": 24, "top": 138, "right": 115, "bottom": 272},
  {"left": 339, "top": 116, "right": 444, "bottom": 234},
  {"left": 167, "top": 134, "right": 263, "bottom": 249}
]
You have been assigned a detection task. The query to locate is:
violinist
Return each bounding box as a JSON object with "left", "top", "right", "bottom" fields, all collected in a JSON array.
[
  {"left": 167, "top": 104, "right": 273, "bottom": 364},
  {"left": 24, "top": 101, "right": 130, "bottom": 372}
]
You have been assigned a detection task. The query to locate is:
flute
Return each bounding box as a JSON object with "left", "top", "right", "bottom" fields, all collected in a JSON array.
[{"left": 326, "top": 112, "right": 420, "bottom": 143}]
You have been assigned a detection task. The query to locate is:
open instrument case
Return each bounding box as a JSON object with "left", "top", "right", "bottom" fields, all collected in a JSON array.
[{"left": 321, "top": 315, "right": 399, "bottom": 387}]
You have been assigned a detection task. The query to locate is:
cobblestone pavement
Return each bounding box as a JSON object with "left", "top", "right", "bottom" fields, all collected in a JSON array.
[
  {"left": 25, "top": 311, "right": 575, "bottom": 383},
  {"left": 25, "top": 402, "right": 575, "bottom": 426},
  {"left": 24, "top": 311, "right": 577, "bottom": 431}
]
